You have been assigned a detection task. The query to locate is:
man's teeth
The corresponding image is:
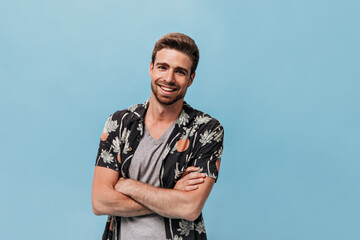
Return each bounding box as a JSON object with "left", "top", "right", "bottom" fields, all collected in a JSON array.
[{"left": 161, "top": 86, "right": 175, "bottom": 92}]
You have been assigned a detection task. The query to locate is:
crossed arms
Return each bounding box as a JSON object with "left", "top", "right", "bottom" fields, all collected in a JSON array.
[{"left": 91, "top": 166, "right": 214, "bottom": 221}]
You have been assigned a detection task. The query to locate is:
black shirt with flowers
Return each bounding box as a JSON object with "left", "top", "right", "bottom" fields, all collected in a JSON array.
[{"left": 96, "top": 100, "right": 224, "bottom": 240}]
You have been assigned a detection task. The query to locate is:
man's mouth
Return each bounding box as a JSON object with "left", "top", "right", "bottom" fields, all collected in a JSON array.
[{"left": 159, "top": 84, "right": 177, "bottom": 93}]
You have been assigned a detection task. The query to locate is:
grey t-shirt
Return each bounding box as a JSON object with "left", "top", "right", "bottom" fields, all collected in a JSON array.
[{"left": 120, "top": 123, "right": 175, "bottom": 240}]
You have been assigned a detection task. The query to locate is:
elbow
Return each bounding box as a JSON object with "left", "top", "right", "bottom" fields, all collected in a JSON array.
[
  {"left": 184, "top": 211, "right": 201, "bottom": 222},
  {"left": 181, "top": 203, "right": 202, "bottom": 221},
  {"left": 92, "top": 198, "right": 105, "bottom": 216},
  {"left": 92, "top": 206, "right": 102, "bottom": 216}
]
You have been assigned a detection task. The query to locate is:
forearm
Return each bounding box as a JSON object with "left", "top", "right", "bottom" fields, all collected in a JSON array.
[
  {"left": 92, "top": 183, "right": 153, "bottom": 217},
  {"left": 117, "top": 179, "right": 208, "bottom": 221}
]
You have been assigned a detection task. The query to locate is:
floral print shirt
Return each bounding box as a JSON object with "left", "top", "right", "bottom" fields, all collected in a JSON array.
[{"left": 95, "top": 100, "right": 224, "bottom": 240}]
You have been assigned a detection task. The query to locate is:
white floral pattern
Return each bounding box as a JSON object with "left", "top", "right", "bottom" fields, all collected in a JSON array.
[
  {"left": 112, "top": 137, "right": 120, "bottom": 153},
  {"left": 199, "top": 129, "right": 217, "bottom": 147},
  {"left": 127, "top": 104, "right": 138, "bottom": 112},
  {"left": 103, "top": 115, "right": 119, "bottom": 135},
  {"left": 194, "top": 115, "right": 211, "bottom": 125},
  {"left": 176, "top": 110, "right": 190, "bottom": 126},
  {"left": 120, "top": 128, "right": 131, "bottom": 154},
  {"left": 100, "top": 149, "right": 114, "bottom": 164},
  {"left": 177, "top": 219, "right": 195, "bottom": 236},
  {"left": 137, "top": 122, "right": 143, "bottom": 136},
  {"left": 195, "top": 218, "right": 206, "bottom": 234},
  {"left": 213, "top": 127, "right": 224, "bottom": 143},
  {"left": 181, "top": 126, "right": 195, "bottom": 139},
  {"left": 120, "top": 128, "right": 130, "bottom": 143}
]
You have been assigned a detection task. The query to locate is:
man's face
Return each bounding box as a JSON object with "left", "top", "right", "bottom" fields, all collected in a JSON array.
[{"left": 150, "top": 48, "right": 195, "bottom": 106}]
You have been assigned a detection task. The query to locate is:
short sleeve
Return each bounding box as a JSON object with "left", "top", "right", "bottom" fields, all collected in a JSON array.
[
  {"left": 95, "top": 112, "right": 121, "bottom": 172},
  {"left": 191, "top": 121, "right": 224, "bottom": 182}
]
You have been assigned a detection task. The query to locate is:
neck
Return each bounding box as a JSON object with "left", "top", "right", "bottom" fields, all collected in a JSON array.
[{"left": 146, "top": 93, "right": 183, "bottom": 125}]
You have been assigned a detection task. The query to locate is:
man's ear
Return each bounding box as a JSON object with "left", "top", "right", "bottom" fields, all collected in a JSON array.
[
  {"left": 188, "top": 72, "right": 195, "bottom": 87},
  {"left": 149, "top": 62, "right": 154, "bottom": 75}
]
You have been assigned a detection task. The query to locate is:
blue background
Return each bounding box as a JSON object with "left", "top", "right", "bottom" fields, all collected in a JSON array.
[{"left": 1, "top": 0, "right": 359, "bottom": 239}]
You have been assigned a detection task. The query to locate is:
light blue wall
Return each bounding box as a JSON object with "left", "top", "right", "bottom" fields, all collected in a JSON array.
[{"left": 1, "top": 0, "right": 359, "bottom": 239}]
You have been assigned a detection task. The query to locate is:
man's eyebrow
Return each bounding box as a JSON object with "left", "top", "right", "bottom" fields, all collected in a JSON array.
[
  {"left": 175, "top": 67, "right": 189, "bottom": 74},
  {"left": 155, "top": 62, "right": 189, "bottom": 74},
  {"left": 155, "top": 62, "right": 169, "bottom": 67}
]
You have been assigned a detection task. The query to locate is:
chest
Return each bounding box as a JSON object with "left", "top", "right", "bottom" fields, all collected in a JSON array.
[
  {"left": 128, "top": 126, "right": 173, "bottom": 187},
  {"left": 118, "top": 120, "right": 195, "bottom": 188}
]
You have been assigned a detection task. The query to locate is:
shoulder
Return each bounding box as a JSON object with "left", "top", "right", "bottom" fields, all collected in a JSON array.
[
  {"left": 183, "top": 102, "right": 223, "bottom": 131},
  {"left": 107, "top": 101, "right": 148, "bottom": 122}
]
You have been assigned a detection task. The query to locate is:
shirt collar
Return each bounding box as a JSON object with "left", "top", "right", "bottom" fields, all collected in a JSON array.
[{"left": 131, "top": 99, "right": 195, "bottom": 125}]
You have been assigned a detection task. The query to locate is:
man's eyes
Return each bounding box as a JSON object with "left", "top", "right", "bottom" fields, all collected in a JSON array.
[
  {"left": 176, "top": 70, "right": 186, "bottom": 75},
  {"left": 157, "top": 66, "right": 186, "bottom": 75}
]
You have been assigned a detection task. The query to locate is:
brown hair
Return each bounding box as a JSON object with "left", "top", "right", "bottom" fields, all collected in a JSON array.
[{"left": 151, "top": 33, "right": 200, "bottom": 75}]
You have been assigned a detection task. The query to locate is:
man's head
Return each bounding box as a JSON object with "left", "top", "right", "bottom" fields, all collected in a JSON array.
[
  {"left": 151, "top": 33, "right": 199, "bottom": 75},
  {"left": 149, "top": 33, "right": 200, "bottom": 106}
]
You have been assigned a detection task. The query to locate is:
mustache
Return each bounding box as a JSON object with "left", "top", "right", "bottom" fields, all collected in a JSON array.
[{"left": 157, "top": 80, "right": 177, "bottom": 88}]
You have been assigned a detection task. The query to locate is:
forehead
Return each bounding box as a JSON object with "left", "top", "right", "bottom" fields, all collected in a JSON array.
[{"left": 154, "top": 48, "right": 192, "bottom": 70}]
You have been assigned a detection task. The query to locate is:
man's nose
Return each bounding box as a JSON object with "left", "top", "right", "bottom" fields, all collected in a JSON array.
[{"left": 163, "top": 70, "right": 175, "bottom": 83}]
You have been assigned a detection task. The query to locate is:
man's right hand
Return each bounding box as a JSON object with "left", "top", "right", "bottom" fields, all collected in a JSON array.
[
  {"left": 174, "top": 166, "right": 206, "bottom": 191},
  {"left": 111, "top": 165, "right": 214, "bottom": 220}
]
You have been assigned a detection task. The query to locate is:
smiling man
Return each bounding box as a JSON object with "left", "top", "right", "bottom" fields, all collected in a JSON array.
[{"left": 92, "top": 33, "right": 224, "bottom": 240}]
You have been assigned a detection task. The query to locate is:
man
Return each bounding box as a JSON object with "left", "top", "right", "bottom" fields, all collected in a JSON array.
[{"left": 92, "top": 33, "right": 224, "bottom": 240}]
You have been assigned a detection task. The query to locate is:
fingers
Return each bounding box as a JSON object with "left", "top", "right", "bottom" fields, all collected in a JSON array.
[
  {"left": 182, "top": 166, "right": 200, "bottom": 177},
  {"left": 186, "top": 172, "right": 206, "bottom": 180},
  {"left": 174, "top": 166, "right": 207, "bottom": 191},
  {"left": 179, "top": 172, "right": 206, "bottom": 191},
  {"left": 185, "top": 185, "right": 199, "bottom": 191},
  {"left": 181, "top": 171, "right": 206, "bottom": 184},
  {"left": 185, "top": 166, "right": 201, "bottom": 173},
  {"left": 187, "top": 176, "right": 205, "bottom": 185}
]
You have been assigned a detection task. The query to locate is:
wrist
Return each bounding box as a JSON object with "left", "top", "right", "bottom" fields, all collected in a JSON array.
[{"left": 120, "top": 178, "right": 134, "bottom": 196}]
